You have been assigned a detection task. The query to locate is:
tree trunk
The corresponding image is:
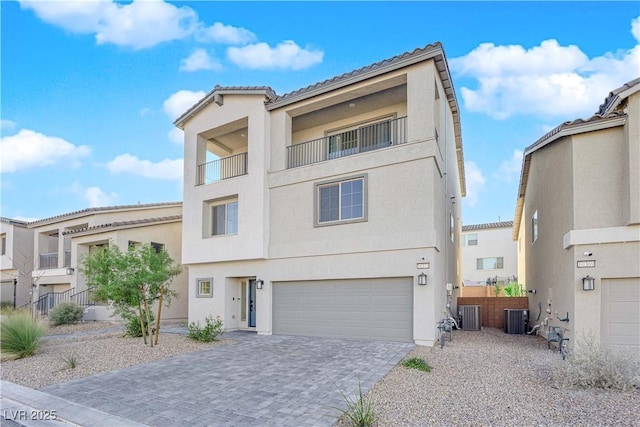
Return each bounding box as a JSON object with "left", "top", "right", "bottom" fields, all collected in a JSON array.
[
  {"left": 137, "top": 303, "right": 147, "bottom": 345},
  {"left": 154, "top": 287, "right": 164, "bottom": 345},
  {"left": 142, "top": 293, "right": 153, "bottom": 348}
]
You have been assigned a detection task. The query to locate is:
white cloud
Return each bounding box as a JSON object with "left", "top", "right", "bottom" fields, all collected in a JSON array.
[
  {"left": 84, "top": 186, "right": 118, "bottom": 207},
  {"left": 19, "top": 0, "right": 198, "bottom": 50},
  {"left": 632, "top": 16, "right": 640, "bottom": 42},
  {"left": 494, "top": 150, "right": 523, "bottom": 183},
  {"left": 463, "top": 161, "right": 486, "bottom": 208},
  {"left": 227, "top": 40, "right": 323, "bottom": 70},
  {"left": 180, "top": 49, "right": 222, "bottom": 72},
  {"left": 451, "top": 21, "right": 640, "bottom": 120},
  {"left": 163, "top": 90, "right": 207, "bottom": 120},
  {"left": 1, "top": 119, "right": 16, "bottom": 131},
  {"left": 140, "top": 107, "right": 153, "bottom": 116},
  {"left": 196, "top": 22, "right": 256, "bottom": 45},
  {"left": 0, "top": 129, "right": 90, "bottom": 173},
  {"left": 168, "top": 128, "right": 184, "bottom": 145},
  {"left": 107, "top": 154, "right": 183, "bottom": 180}
]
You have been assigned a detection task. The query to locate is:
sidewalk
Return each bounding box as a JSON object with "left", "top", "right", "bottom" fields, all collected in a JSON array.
[{"left": 0, "top": 381, "right": 146, "bottom": 427}]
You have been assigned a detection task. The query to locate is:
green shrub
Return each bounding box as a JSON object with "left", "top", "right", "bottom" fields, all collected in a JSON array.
[
  {"left": 503, "top": 282, "right": 525, "bottom": 297},
  {"left": 124, "top": 312, "right": 155, "bottom": 337},
  {"left": 187, "top": 315, "right": 224, "bottom": 342},
  {"left": 402, "top": 357, "right": 432, "bottom": 372},
  {"left": 333, "top": 379, "right": 376, "bottom": 427},
  {"left": 49, "top": 302, "right": 84, "bottom": 326},
  {"left": 1, "top": 312, "right": 47, "bottom": 359},
  {"left": 62, "top": 354, "right": 78, "bottom": 369},
  {"left": 554, "top": 333, "right": 639, "bottom": 391}
]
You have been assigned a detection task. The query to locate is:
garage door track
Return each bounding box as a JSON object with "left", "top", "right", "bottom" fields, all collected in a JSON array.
[{"left": 43, "top": 331, "right": 413, "bottom": 426}]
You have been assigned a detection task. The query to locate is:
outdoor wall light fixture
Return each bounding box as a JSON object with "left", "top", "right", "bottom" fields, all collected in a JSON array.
[
  {"left": 66, "top": 267, "right": 75, "bottom": 275},
  {"left": 256, "top": 279, "right": 264, "bottom": 290},
  {"left": 527, "top": 289, "right": 537, "bottom": 294},
  {"left": 417, "top": 273, "right": 428, "bottom": 286},
  {"left": 582, "top": 276, "right": 595, "bottom": 291}
]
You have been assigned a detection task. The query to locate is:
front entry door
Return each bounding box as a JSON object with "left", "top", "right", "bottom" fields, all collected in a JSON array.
[{"left": 248, "top": 279, "right": 256, "bottom": 327}]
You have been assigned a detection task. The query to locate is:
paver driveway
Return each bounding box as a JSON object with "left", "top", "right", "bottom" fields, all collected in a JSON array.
[{"left": 43, "top": 331, "right": 414, "bottom": 426}]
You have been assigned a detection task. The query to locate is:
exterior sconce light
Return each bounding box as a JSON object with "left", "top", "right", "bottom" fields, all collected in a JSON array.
[
  {"left": 66, "top": 267, "right": 75, "bottom": 275},
  {"left": 582, "top": 276, "right": 595, "bottom": 291},
  {"left": 527, "top": 289, "right": 537, "bottom": 294},
  {"left": 417, "top": 273, "right": 428, "bottom": 286},
  {"left": 256, "top": 279, "right": 264, "bottom": 290}
]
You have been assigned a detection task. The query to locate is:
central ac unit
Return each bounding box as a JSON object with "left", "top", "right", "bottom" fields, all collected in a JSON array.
[
  {"left": 504, "top": 309, "right": 528, "bottom": 334},
  {"left": 458, "top": 305, "right": 481, "bottom": 331}
]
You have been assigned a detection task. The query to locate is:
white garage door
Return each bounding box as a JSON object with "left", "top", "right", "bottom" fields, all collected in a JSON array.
[
  {"left": 601, "top": 278, "right": 640, "bottom": 354},
  {"left": 273, "top": 278, "right": 413, "bottom": 342}
]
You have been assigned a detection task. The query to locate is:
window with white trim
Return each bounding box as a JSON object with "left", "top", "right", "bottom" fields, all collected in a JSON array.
[
  {"left": 211, "top": 200, "right": 238, "bottom": 236},
  {"left": 196, "top": 278, "right": 213, "bottom": 298},
  {"left": 1, "top": 234, "right": 6, "bottom": 255},
  {"left": 315, "top": 176, "right": 367, "bottom": 226},
  {"left": 476, "top": 257, "right": 504, "bottom": 270},
  {"left": 531, "top": 210, "right": 538, "bottom": 243},
  {"left": 462, "top": 233, "right": 478, "bottom": 246}
]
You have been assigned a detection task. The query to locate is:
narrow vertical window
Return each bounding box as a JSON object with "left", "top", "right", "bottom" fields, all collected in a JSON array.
[{"left": 532, "top": 210, "right": 538, "bottom": 243}]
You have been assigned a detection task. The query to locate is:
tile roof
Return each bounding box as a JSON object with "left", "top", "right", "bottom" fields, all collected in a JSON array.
[
  {"left": 62, "top": 215, "right": 182, "bottom": 236},
  {"left": 0, "top": 217, "right": 29, "bottom": 227},
  {"left": 462, "top": 221, "right": 514, "bottom": 231},
  {"left": 596, "top": 77, "right": 640, "bottom": 115},
  {"left": 28, "top": 202, "right": 182, "bottom": 227}
]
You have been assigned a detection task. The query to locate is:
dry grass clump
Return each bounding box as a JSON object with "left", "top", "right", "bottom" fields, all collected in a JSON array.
[{"left": 554, "top": 333, "right": 639, "bottom": 391}]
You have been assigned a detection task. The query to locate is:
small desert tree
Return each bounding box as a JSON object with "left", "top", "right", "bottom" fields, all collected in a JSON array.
[{"left": 80, "top": 241, "right": 182, "bottom": 346}]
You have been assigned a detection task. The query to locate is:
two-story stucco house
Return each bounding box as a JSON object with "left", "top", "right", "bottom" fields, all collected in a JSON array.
[
  {"left": 461, "top": 221, "right": 518, "bottom": 287},
  {"left": 514, "top": 78, "right": 640, "bottom": 354},
  {"left": 176, "top": 43, "right": 466, "bottom": 345},
  {"left": 28, "top": 202, "right": 188, "bottom": 322},
  {"left": 0, "top": 217, "right": 34, "bottom": 307}
]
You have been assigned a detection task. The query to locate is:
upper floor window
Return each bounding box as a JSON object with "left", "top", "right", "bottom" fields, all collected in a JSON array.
[
  {"left": 476, "top": 257, "right": 504, "bottom": 270},
  {"left": 315, "top": 175, "right": 367, "bottom": 226},
  {"left": 151, "top": 242, "right": 164, "bottom": 253},
  {"left": 327, "top": 117, "right": 393, "bottom": 159},
  {"left": 463, "top": 233, "right": 478, "bottom": 246},
  {"left": 1, "top": 234, "right": 6, "bottom": 255},
  {"left": 212, "top": 200, "right": 238, "bottom": 236},
  {"left": 531, "top": 210, "right": 538, "bottom": 243}
]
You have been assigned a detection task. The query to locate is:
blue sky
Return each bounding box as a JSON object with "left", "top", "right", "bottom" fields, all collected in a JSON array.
[{"left": 1, "top": 1, "right": 639, "bottom": 226}]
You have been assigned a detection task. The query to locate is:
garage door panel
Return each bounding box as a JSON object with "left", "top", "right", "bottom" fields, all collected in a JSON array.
[
  {"left": 273, "top": 278, "right": 413, "bottom": 342},
  {"left": 601, "top": 278, "right": 640, "bottom": 353}
]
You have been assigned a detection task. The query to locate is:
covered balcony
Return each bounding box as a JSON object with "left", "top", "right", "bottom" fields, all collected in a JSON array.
[
  {"left": 287, "top": 116, "right": 407, "bottom": 168},
  {"left": 196, "top": 117, "right": 248, "bottom": 186}
]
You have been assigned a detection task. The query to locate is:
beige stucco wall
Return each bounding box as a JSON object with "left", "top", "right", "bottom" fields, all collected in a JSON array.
[
  {"left": 522, "top": 107, "right": 640, "bottom": 350},
  {"left": 461, "top": 226, "right": 517, "bottom": 284},
  {"left": 523, "top": 136, "right": 575, "bottom": 339},
  {"left": 182, "top": 94, "right": 270, "bottom": 266},
  {"left": 0, "top": 222, "right": 34, "bottom": 306},
  {"left": 622, "top": 91, "right": 640, "bottom": 226},
  {"left": 182, "top": 58, "right": 463, "bottom": 346}
]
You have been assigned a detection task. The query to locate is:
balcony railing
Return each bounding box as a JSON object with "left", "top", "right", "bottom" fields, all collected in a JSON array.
[
  {"left": 287, "top": 116, "right": 407, "bottom": 169},
  {"left": 196, "top": 152, "right": 248, "bottom": 186},
  {"left": 39, "top": 252, "right": 58, "bottom": 269}
]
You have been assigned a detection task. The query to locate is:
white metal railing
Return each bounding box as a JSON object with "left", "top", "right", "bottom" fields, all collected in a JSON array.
[{"left": 196, "top": 152, "right": 248, "bottom": 186}]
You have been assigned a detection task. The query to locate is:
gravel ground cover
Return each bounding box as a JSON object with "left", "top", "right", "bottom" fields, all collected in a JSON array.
[
  {"left": 365, "top": 328, "right": 639, "bottom": 427},
  {"left": 2, "top": 322, "right": 638, "bottom": 426},
  {"left": 1, "top": 321, "right": 227, "bottom": 389}
]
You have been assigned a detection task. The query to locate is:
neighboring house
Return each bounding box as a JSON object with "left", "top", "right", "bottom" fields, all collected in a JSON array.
[
  {"left": 27, "top": 202, "right": 188, "bottom": 322},
  {"left": 461, "top": 221, "right": 517, "bottom": 287},
  {"left": 513, "top": 78, "right": 640, "bottom": 354},
  {"left": 175, "top": 43, "right": 466, "bottom": 345},
  {"left": 0, "top": 217, "right": 34, "bottom": 307}
]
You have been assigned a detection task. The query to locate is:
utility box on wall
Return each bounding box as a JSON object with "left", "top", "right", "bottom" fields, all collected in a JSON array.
[
  {"left": 458, "top": 305, "right": 481, "bottom": 331},
  {"left": 504, "top": 309, "right": 528, "bottom": 334}
]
